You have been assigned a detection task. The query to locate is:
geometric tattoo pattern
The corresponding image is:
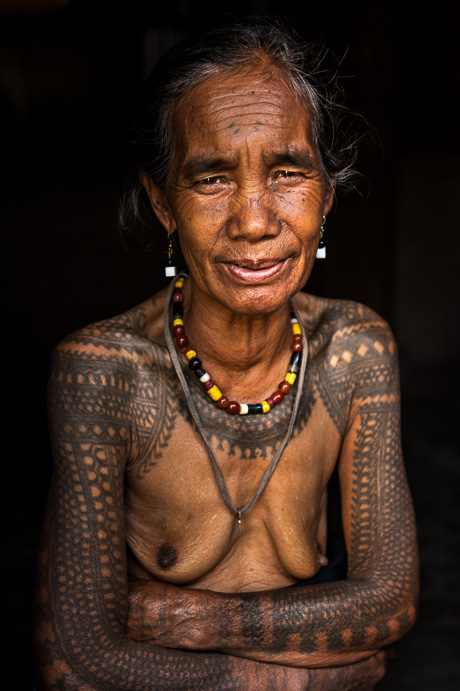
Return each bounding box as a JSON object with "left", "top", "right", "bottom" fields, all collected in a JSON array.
[{"left": 33, "top": 295, "right": 418, "bottom": 689}]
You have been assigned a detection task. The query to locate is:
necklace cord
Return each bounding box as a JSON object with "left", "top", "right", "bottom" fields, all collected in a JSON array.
[{"left": 163, "top": 273, "right": 309, "bottom": 517}]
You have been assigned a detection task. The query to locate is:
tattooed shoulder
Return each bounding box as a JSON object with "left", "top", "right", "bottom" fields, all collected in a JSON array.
[
  {"left": 48, "top": 292, "right": 179, "bottom": 476},
  {"left": 296, "top": 294, "right": 399, "bottom": 436}
]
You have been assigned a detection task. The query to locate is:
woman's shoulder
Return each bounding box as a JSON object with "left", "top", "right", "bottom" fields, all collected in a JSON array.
[
  {"left": 294, "top": 292, "right": 397, "bottom": 358},
  {"left": 51, "top": 288, "right": 170, "bottom": 374}
]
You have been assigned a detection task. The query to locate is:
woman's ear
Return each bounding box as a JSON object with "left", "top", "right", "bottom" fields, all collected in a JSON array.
[
  {"left": 140, "top": 173, "right": 176, "bottom": 233},
  {"left": 323, "top": 177, "right": 336, "bottom": 217}
]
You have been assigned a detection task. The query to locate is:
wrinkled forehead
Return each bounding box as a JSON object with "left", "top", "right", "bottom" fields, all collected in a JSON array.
[{"left": 169, "top": 65, "right": 317, "bottom": 167}]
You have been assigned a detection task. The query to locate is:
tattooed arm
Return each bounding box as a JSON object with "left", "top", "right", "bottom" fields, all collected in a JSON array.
[
  {"left": 34, "top": 329, "right": 385, "bottom": 691},
  {"left": 126, "top": 316, "right": 419, "bottom": 668}
]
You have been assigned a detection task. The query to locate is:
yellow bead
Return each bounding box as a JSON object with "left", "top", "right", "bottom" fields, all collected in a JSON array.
[
  {"left": 292, "top": 323, "right": 302, "bottom": 335},
  {"left": 175, "top": 278, "right": 185, "bottom": 288},
  {"left": 285, "top": 372, "right": 297, "bottom": 385},
  {"left": 207, "top": 385, "right": 222, "bottom": 402},
  {"left": 261, "top": 400, "right": 271, "bottom": 413},
  {"left": 185, "top": 350, "right": 197, "bottom": 360},
  {"left": 173, "top": 318, "right": 184, "bottom": 326}
]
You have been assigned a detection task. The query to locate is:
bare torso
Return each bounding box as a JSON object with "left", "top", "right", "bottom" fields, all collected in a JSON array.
[
  {"left": 36, "top": 282, "right": 417, "bottom": 691},
  {"left": 125, "top": 378, "right": 337, "bottom": 592},
  {"left": 107, "top": 288, "right": 361, "bottom": 592}
]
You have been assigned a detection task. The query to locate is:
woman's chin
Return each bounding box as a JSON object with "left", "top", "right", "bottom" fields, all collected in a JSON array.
[{"left": 211, "top": 282, "right": 299, "bottom": 317}]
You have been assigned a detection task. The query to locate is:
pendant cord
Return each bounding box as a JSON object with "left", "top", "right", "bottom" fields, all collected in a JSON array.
[{"left": 163, "top": 273, "right": 309, "bottom": 519}]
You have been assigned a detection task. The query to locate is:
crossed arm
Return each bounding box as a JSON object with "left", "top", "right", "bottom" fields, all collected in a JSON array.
[{"left": 33, "top": 323, "right": 418, "bottom": 690}]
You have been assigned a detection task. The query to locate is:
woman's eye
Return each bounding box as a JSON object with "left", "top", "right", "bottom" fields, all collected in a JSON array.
[
  {"left": 274, "top": 170, "right": 299, "bottom": 179},
  {"left": 194, "top": 176, "right": 229, "bottom": 193},
  {"left": 198, "top": 176, "right": 224, "bottom": 185}
]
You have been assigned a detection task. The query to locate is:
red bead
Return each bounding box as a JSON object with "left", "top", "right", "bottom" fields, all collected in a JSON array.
[
  {"left": 266, "top": 397, "right": 275, "bottom": 408},
  {"left": 292, "top": 341, "right": 303, "bottom": 352},
  {"left": 226, "top": 401, "right": 240, "bottom": 415},
  {"left": 292, "top": 334, "right": 302, "bottom": 344},
  {"left": 176, "top": 335, "right": 188, "bottom": 348},
  {"left": 278, "top": 381, "right": 291, "bottom": 394},
  {"left": 271, "top": 391, "right": 284, "bottom": 405},
  {"left": 173, "top": 325, "right": 185, "bottom": 336},
  {"left": 203, "top": 379, "right": 215, "bottom": 390},
  {"left": 172, "top": 290, "right": 184, "bottom": 302},
  {"left": 217, "top": 396, "right": 230, "bottom": 408}
]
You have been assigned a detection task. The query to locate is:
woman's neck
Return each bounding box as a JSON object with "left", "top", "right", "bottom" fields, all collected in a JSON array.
[{"left": 180, "top": 278, "right": 294, "bottom": 402}]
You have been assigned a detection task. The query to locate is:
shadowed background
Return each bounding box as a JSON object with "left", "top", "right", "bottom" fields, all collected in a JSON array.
[{"left": 1, "top": 0, "right": 459, "bottom": 688}]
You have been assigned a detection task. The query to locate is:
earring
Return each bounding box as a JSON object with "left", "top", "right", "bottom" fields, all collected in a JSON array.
[
  {"left": 165, "top": 234, "right": 177, "bottom": 277},
  {"left": 316, "top": 216, "right": 326, "bottom": 259}
]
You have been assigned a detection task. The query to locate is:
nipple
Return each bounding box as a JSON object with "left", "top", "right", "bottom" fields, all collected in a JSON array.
[
  {"left": 157, "top": 543, "right": 178, "bottom": 570},
  {"left": 316, "top": 543, "right": 329, "bottom": 568}
]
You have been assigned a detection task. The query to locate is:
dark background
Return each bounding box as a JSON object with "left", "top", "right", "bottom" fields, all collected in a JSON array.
[{"left": 1, "top": 0, "right": 459, "bottom": 688}]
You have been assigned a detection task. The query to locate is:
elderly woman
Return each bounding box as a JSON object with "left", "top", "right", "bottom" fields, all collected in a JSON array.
[{"left": 34, "top": 17, "right": 418, "bottom": 691}]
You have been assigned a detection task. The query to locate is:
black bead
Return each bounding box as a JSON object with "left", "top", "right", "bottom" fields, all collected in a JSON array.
[
  {"left": 188, "top": 357, "right": 202, "bottom": 371},
  {"left": 247, "top": 404, "right": 258, "bottom": 415},
  {"left": 194, "top": 367, "right": 206, "bottom": 378},
  {"left": 172, "top": 302, "right": 183, "bottom": 318},
  {"left": 255, "top": 403, "right": 263, "bottom": 414},
  {"left": 288, "top": 351, "right": 302, "bottom": 371}
]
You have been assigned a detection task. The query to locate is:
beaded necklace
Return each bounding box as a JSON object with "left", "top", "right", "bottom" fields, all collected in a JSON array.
[
  {"left": 170, "top": 272, "right": 303, "bottom": 415},
  {"left": 164, "top": 271, "right": 309, "bottom": 537}
]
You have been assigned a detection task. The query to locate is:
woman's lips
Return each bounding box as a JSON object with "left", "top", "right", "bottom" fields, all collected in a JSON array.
[{"left": 224, "top": 259, "right": 287, "bottom": 283}]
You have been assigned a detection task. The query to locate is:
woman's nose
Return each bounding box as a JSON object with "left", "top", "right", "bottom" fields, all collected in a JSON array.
[{"left": 226, "top": 192, "right": 280, "bottom": 241}]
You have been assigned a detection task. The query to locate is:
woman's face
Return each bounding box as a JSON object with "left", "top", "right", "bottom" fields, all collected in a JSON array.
[{"left": 146, "top": 66, "right": 334, "bottom": 316}]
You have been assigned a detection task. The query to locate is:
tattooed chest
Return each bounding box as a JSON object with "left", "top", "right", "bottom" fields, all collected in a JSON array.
[{"left": 124, "top": 394, "right": 341, "bottom": 587}]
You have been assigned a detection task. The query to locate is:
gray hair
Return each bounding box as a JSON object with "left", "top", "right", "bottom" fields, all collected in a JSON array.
[{"left": 120, "top": 16, "right": 361, "bottom": 243}]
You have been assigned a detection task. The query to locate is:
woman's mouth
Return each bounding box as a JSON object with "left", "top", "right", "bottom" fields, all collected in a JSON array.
[{"left": 224, "top": 259, "right": 287, "bottom": 283}]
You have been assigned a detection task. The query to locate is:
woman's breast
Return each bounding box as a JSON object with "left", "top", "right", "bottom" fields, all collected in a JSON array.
[
  {"left": 124, "top": 478, "right": 329, "bottom": 591},
  {"left": 186, "top": 509, "right": 329, "bottom": 592},
  {"left": 124, "top": 406, "right": 336, "bottom": 590},
  {"left": 124, "top": 484, "right": 237, "bottom": 584}
]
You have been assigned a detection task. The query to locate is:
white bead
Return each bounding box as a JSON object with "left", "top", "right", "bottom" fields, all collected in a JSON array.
[
  {"left": 239, "top": 403, "right": 249, "bottom": 415},
  {"left": 199, "top": 372, "right": 210, "bottom": 383},
  {"left": 316, "top": 247, "right": 326, "bottom": 259},
  {"left": 165, "top": 265, "right": 177, "bottom": 277}
]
